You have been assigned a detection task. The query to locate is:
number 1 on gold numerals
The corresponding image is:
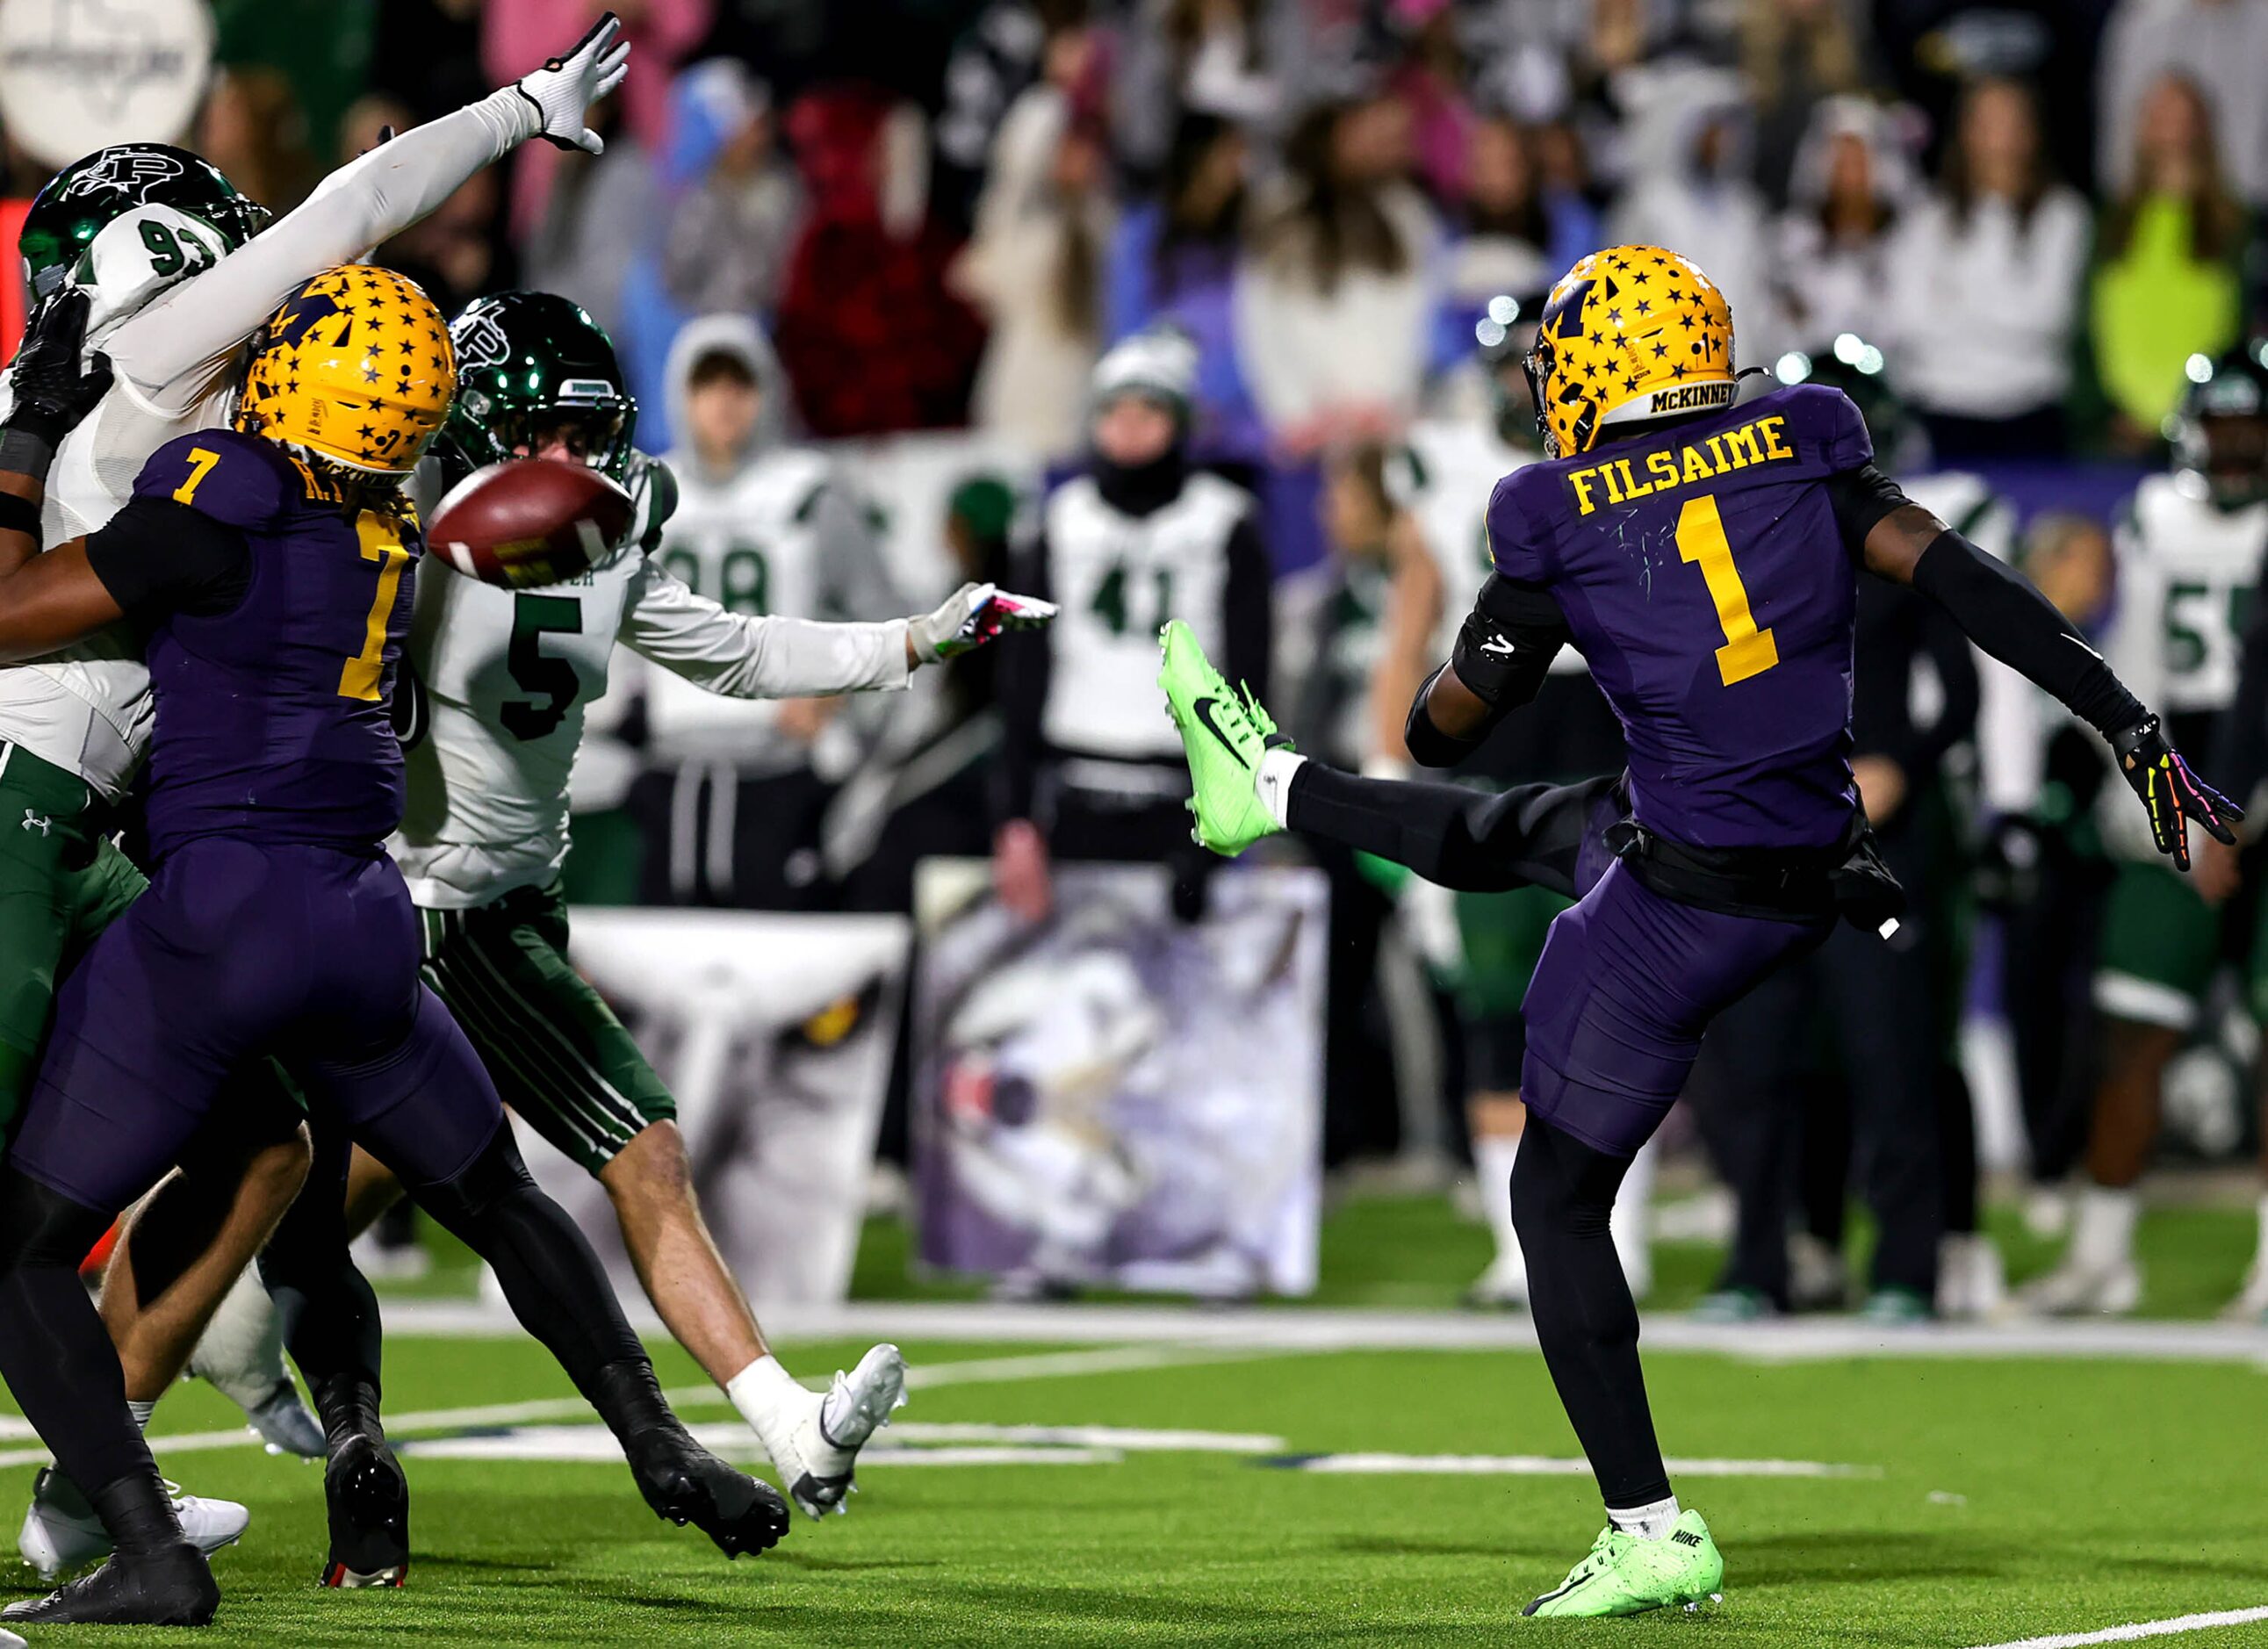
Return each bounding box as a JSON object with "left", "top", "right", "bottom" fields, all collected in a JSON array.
[{"left": 1676, "top": 493, "right": 1779, "bottom": 687}]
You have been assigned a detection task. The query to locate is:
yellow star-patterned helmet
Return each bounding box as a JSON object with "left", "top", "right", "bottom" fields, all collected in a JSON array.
[
  {"left": 1522, "top": 245, "right": 1735, "bottom": 457},
  {"left": 234, "top": 265, "right": 457, "bottom": 474}
]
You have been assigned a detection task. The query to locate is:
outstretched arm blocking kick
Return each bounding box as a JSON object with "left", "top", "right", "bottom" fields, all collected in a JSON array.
[{"left": 102, "top": 14, "right": 630, "bottom": 412}]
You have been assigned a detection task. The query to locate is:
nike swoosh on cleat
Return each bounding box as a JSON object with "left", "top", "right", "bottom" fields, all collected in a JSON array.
[
  {"left": 1192, "top": 696, "right": 1248, "bottom": 763},
  {"left": 1523, "top": 1572, "right": 1592, "bottom": 1614}
]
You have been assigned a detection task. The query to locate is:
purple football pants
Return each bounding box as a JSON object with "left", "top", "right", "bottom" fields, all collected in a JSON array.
[
  {"left": 12, "top": 838, "right": 504, "bottom": 1215},
  {"left": 1520, "top": 858, "right": 1833, "bottom": 1159}
]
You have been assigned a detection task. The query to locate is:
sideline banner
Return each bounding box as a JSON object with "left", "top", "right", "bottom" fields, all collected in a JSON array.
[
  {"left": 527, "top": 906, "right": 911, "bottom": 1306},
  {"left": 911, "top": 860, "right": 1326, "bottom": 1298}
]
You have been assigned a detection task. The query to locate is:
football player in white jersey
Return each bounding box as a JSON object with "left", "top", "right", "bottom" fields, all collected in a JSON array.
[
  {"left": 633, "top": 314, "right": 908, "bottom": 907},
  {"left": 2026, "top": 345, "right": 2268, "bottom": 1317},
  {"left": 360, "top": 292, "right": 1049, "bottom": 1514},
  {"left": 0, "top": 16, "right": 634, "bottom": 1581}
]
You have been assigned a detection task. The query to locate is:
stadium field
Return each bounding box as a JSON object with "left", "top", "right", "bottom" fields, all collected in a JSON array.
[{"left": 4, "top": 1303, "right": 2265, "bottom": 1648}]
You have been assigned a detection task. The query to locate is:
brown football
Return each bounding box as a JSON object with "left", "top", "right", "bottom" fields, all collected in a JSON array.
[{"left": 425, "top": 459, "right": 633, "bottom": 588}]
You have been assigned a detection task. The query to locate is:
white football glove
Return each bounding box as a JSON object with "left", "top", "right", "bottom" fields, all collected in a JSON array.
[
  {"left": 514, "top": 11, "right": 632, "bottom": 155},
  {"left": 909, "top": 582, "right": 1056, "bottom": 664}
]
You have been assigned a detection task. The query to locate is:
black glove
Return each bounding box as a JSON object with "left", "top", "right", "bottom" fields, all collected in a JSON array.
[
  {"left": 5, "top": 289, "right": 112, "bottom": 452},
  {"left": 2110, "top": 713, "right": 2241, "bottom": 871}
]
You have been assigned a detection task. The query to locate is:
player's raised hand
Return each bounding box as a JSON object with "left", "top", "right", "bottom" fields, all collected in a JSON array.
[
  {"left": 4, "top": 288, "right": 112, "bottom": 451},
  {"left": 2112, "top": 713, "right": 2242, "bottom": 871},
  {"left": 907, "top": 582, "right": 1057, "bottom": 665},
  {"left": 514, "top": 11, "right": 631, "bottom": 155}
]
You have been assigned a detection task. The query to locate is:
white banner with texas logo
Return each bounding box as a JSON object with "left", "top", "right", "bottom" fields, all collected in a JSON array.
[{"left": 911, "top": 859, "right": 1327, "bottom": 1298}]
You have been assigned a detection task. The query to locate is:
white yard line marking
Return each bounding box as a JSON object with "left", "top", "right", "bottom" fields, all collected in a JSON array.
[
  {"left": 395, "top": 1423, "right": 1120, "bottom": 1469},
  {"left": 377, "top": 1299, "right": 2268, "bottom": 1365},
  {"left": 888, "top": 1423, "right": 1284, "bottom": 1452},
  {"left": 901, "top": 1343, "right": 1271, "bottom": 1390},
  {"left": 1966, "top": 1603, "right": 2268, "bottom": 1648},
  {"left": 1268, "top": 1452, "right": 1877, "bottom": 1480},
  {"left": 0, "top": 1343, "right": 1270, "bottom": 1470}
]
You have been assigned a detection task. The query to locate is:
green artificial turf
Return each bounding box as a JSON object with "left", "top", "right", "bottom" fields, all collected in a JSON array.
[{"left": 4, "top": 1329, "right": 2265, "bottom": 1646}]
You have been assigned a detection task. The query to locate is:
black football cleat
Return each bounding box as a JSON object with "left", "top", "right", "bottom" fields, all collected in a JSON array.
[
  {"left": 1, "top": 1541, "right": 219, "bottom": 1625},
  {"left": 627, "top": 1430, "right": 791, "bottom": 1559},
  {"left": 321, "top": 1432, "right": 409, "bottom": 1588}
]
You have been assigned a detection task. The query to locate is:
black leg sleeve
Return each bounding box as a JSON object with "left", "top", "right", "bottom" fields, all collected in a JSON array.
[
  {"left": 405, "top": 1126, "right": 649, "bottom": 1416},
  {"left": 0, "top": 1168, "right": 181, "bottom": 1552},
  {"left": 260, "top": 1105, "right": 386, "bottom": 1444},
  {"left": 1284, "top": 767, "right": 1618, "bottom": 897},
  {"left": 1509, "top": 1117, "right": 1672, "bottom": 1512}
]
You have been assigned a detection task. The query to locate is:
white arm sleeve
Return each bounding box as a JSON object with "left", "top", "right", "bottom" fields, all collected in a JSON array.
[
  {"left": 619, "top": 555, "right": 913, "bottom": 698},
  {"left": 105, "top": 90, "right": 540, "bottom": 410}
]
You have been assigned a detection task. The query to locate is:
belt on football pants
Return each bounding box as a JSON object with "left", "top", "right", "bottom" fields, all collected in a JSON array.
[{"left": 1603, "top": 811, "right": 1905, "bottom": 936}]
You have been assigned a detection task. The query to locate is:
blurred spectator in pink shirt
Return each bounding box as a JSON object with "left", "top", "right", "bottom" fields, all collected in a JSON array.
[{"left": 484, "top": 0, "right": 713, "bottom": 244}]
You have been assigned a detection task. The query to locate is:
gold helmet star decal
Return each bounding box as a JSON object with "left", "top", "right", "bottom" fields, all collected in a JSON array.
[
  {"left": 235, "top": 265, "right": 456, "bottom": 474},
  {"left": 1523, "top": 245, "right": 1736, "bottom": 457}
]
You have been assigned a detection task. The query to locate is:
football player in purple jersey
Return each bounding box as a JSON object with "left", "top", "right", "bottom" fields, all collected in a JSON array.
[
  {"left": 0, "top": 272, "right": 790, "bottom": 1627},
  {"left": 1161, "top": 245, "right": 2235, "bottom": 1617}
]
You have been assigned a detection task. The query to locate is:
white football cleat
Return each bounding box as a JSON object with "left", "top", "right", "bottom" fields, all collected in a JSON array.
[
  {"left": 2020, "top": 1256, "right": 2142, "bottom": 1317},
  {"left": 185, "top": 1267, "right": 323, "bottom": 1457},
  {"left": 2221, "top": 1259, "right": 2268, "bottom": 1324},
  {"left": 242, "top": 1382, "right": 325, "bottom": 1459},
  {"left": 1, "top": 1623, "right": 22, "bottom": 1647},
  {"left": 751, "top": 1343, "right": 907, "bottom": 1517},
  {"left": 1936, "top": 1233, "right": 2008, "bottom": 1321},
  {"left": 18, "top": 1466, "right": 248, "bottom": 1581},
  {"left": 1462, "top": 1252, "right": 1529, "bottom": 1310}
]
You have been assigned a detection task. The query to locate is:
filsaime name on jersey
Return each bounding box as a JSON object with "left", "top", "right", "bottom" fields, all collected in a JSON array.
[{"left": 1565, "top": 413, "right": 1797, "bottom": 516}]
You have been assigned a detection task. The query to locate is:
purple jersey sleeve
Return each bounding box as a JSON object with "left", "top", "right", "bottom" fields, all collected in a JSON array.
[
  {"left": 1486, "top": 465, "right": 1559, "bottom": 582},
  {"left": 1780, "top": 383, "right": 1874, "bottom": 474},
  {"left": 131, "top": 431, "right": 292, "bottom": 530}
]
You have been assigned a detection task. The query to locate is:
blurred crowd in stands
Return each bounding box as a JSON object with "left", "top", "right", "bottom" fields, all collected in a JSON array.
[
  {"left": 31, "top": 0, "right": 2268, "bottom": 1318},
  {"left": 63, "top": 0, "right": 2262, "bottom": 464}
]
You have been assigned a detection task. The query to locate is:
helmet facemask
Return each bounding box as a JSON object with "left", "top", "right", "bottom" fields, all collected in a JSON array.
[{"left": 1522, "top": 331, "right": 1560, "bottom": 458}]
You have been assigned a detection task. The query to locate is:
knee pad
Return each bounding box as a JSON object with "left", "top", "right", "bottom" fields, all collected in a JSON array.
[{"left": 0, "top": 1166, "right": 118, "bottom": 1269}]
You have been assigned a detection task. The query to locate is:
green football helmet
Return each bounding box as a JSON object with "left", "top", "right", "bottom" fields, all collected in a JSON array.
[
  {"left": 441, "top": 292, "right": 637, "bottom": 484},
  {"left": 20, "top": 144, "right": 270, "bottom": 299},
  {"left": 1474, "top": 289, "right": 1548, "bottom": 449},
  {"left": 2170, "top": 342, "right": 2268, "bottom": 512},
  {"left": 1774, "top": 332, "right": 1924, "bottom": 472}
]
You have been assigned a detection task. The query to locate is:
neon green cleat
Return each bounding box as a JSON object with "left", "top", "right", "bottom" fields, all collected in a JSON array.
[
  {"left": 1523, "top": 1509, "right": 1724, "bottom": 1618},
  {"left": 1156, "top": 620, "right": 1284, "bottom": 857}
]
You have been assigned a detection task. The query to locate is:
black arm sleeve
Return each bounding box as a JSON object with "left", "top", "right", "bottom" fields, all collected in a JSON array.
[
  {"left": 1908, "top": 529, "right": 2144, "bottom": 740},
  {"left": 1826, "top": 463, "right": 1911, "bottom": 561},
  {"left": 2214, "top": 589, "right": 2268, "bottom": 810},
  {"left": 1220, "top": 512, "right": 1271, "bottom": 703},
  {"left": 1908, "top": 599, "right": 1982, "bottom": 772},
  {"left": 83, "top": 497, "right": 251, "bottom": 621},
  {"left": 993, "top": 525, "right": 1053, "bottom": 824},
  {"left": 1404, "top": 573, "right": 1573, "bottom": 766}
]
